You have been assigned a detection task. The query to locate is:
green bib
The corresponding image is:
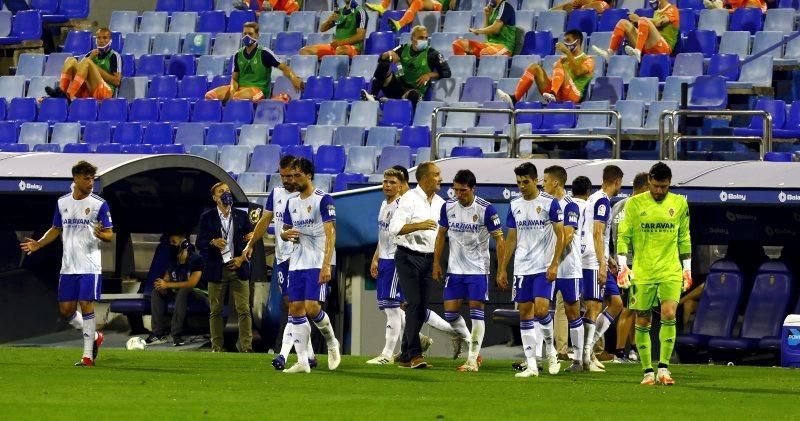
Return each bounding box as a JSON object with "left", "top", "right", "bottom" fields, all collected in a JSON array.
[
  {"left": 91, "top": 52, "right": 117, "bottom": 95},
  {"left": 335, "top": 7, "right": 364, "bottom": 52},
  {"left": 564, "top": 54, "right": 592, "bottom": 98},
  {"left": 400, "top": 44, "right": 432, "bottom": 96},
  {"left": 655, "top": 7, "right": 678, "bottom": 50},
  {"left": 236, "top": 46, "right": 271, "bottom": 97},
  {"left": 487, "top": 4, "right": 516, "bottom": 53}
]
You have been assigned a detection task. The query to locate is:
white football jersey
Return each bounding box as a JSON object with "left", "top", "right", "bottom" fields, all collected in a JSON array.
[
  {"left": 557, "top": 196, "right": 583, "bottom": 279},
  {"left": 283, "top": 189, "right": 337, "bottom": 271},
  {"left": 53, "top": 193, "right": 113, "bottom": 275},
  {"left": 377, "top": 197, "right": 400, "bottom": 260},
  {"left": 439, "top": 196, "right": 502, "bottom": 275},
  {"left": 266, "top": 186, "right": 299, "bottom": 264},
  {"left": 507, "top": 192, "right": 562, "bottom": 276},
  {"left": 580, "top": 190, "right": 612, "bottom": 269}
]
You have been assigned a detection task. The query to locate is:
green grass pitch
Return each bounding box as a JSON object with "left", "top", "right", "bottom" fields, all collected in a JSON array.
[{"left": 1, "top": 347, "right": 798, "bottom": 419}]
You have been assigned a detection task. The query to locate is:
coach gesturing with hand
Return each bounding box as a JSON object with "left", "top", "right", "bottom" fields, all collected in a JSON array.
[{"left": 388, "top": 162, "right": 445, "bottom": 369}]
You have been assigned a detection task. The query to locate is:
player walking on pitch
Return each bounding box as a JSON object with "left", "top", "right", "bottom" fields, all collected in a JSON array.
[
  {"left": 432, "top": 169, "right": 506, "bottom": 372},
  {"left": 20, "top": 161, "right": 113, "bottom": 366},
  {"left": 617, "top": 162, "right": 692, "bottom": 385}
]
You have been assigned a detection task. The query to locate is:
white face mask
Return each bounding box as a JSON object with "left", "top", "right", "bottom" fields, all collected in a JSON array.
[{"left": 414, "top": 39, "right": 429, "bottom": 50}]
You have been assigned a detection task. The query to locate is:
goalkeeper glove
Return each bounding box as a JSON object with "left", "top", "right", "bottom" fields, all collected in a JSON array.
[
  {"left": 682, "top": 258, "right": 693, "bottom": 292},
  {"left": 616, "top": 255, "right": 632, "bottom": 289}
]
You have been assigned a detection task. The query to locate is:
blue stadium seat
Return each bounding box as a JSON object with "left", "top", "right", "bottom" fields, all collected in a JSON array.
[
  {"left": 137, "top": 54, "right": 166, "bottom": 76},
  {"left": 43, "top": 53, "right": 72, "bottom": 77},
  {"left": 283, "top": 99, "right": 316, "bottom": 128},
  {"left": 365, "top": 31, "right": 396, "bottom": 55},
  {"left": 679, "top": 8, "right": 697, "bottom": 35},
  {"left": 283, "top": 144, "right": 313, "bottom": 161},
  {"left": 0, "top": 143, "right": 28, "bottom": 152},
  {"left": 597, "top": 9, "right": 629, "bottom": 33},
  {"left": 365, "top": 126, "right": 397, "bottom": 150},
  {"left": 16, "top": 53, "right": 45, "bottom": 78},
  {"left": 110, "top": 11, "right": 139, "bottom": 34},
  {"left": 412, "top": 100, "right": 444, "bottom": 127},
  {"left": 227, "top": 10, "right": 256, "bottom": 33},
  {"left": 0, "top": 98, "right": 6, "bottom": 120},
  {"left": 661, "top": 76, "right": 694, "bottom": 102},
  {"left": 183, "top": 32, "right": 212, "bottom": 55},
  {"left": 237, "top": 171, "right": 267, "bottom": 193},
  {"left": 212, "top": 33, "right": 241, "bottom": 57},
  {"left": 319, "top": 55, "right": 350, "bottom": 80},
  {"left": 566, "top": 9, "right": 596, "bottom": 35},
  {"left": 379, "top": 99, "right": 412, "bottom": 128},
  {"left": 672, "top": 53, "right": 704, "bottom": 77},
  {"left": 521, "top": 31, "right": 554, "bottom": 56},
  {"left": 152, "top": 32, "right": 182, "bottom": 55},
  {"left": 271, "top": 123, "right": 302, "bottom": 147},
  {"left": 751, "top": 31, "right": 786, "bottom": 59},
  {"left": 205, "top": 123, "right": 237, "bottom": 145},
  {"left": 305, "top": 32, "right": 332, "bottom": 47},
  {"left": 335, "top": 76, "right": 366, "bottom": 101},
  {"left": 0, "top": 121, "right": 17, "bottom": 143},
  {"left": 398, "top": 125, "right": 430, "bottom": 152},
  {"left": 732, "top": 99, "right": 785, "bottom": 137},
  {"left": 677, "top": 0, "right": 703, "bottom": 9},
  {"left": 535, "top": 10, "right": 567, "bottom": 38},
  {"left": 287, "top": 11, "right": 317, "bottom": 33},
  {"left": 515, "top": 10, "right": 536, "bottom": 33},
  {"left": 688, "top": 75, "right": 728, "bottom": 110},
  {"left": 416, "top": 10, "right": 442, "bottom": 34},
  {"left": 626, "top": 100, "right": 678, "bottom": 136},
  {"left": 195, "top": 55, "right": 226, "bottom": 78},
  {"left": 7, "top": 97, "right": 37, "bottom": 123},
  {"left": 174, "top": 122, "right": 206, "bottom": 146},
  {"left": 348, "top": 101, "right": 379, "bottom": 128},
  {"left": 0, "top": 11, "right": 9, "bottom": 39},
  {"left": 63, "top": 30, "right": 92, "bottom": 55},
  {"left": 681, "top": 30, "right": 717, "bottom": 58},
  {"left": 443, "top": 11, "right": 472, "bottom": 33},
  {"left": 698, "top": 9, "right": 729, "bottom": 37},
  {"left": 189, "top": 144, "right": 219, "bottom": 161},
  {"left": 50, "top": 122, "right": 81, "bottom": 146},
  {"left": 379, "top": 10, "right": 410, "bottom": 33},
  {"left": 729, "top": 7, "right": 763, "bottom": 34},
  {"left": 639, "top": 54, "right": 670, "bottom": 82},
  {"left": 449, "top": 55, "right": 476, "bottom": 79},
  {"left": 120, "top": 54, "right": 136, "bottom": 78},
  {"left": 157, "top": 0, "right": 185, "bottom": 12},
  {"left": 333, "top": 172, "right": 367, "bottom": 192},
  {"left": 460, "top": 76, "right": 493, "bottom": 102},
  {"left": 192, "top": 100, "right": 223, "bottom": 122},
  {"left": 476, "top": 55, "right": 508, "bottom": 80},
  {"left": 333, "top": 126, "right": 366, "bottom": 150},
  {"left": 289, "top": 54, "right": 319, "bottom": 80},
  {"left": 249, "top": 144, "right": 282, "bottom": 172},
  {"left": 140, "top": 11, "right": 169, "bottom": 33},
  {"left": 222, "top": 100, "right": 254, "bottom": 127},
  {"left": 154, "top": 144, "right": 186, "bottom": 153},
  {"left": 33, "top": 143, "right": 61, "bottom": 152},
  {"left": 626, "top": 77, "right": 658, "bottom": 103},
  {"left": 606, "top": 55, "right": 637, "bottom": 84},
  {"left": 708, "top": 261, "right": 792, "bottom": 354},
  {"left": 344, "top": 146, "right": 378, "bottom": 174},
  {"left": 305, "top": 125, "right": 335, "bottom": 152},
  {"left": 26, "top": 76, "right": 58, "bottom": 99},
  {"left": 160, "top": 98, "right": 191, "bottom": 123},
  {"left": 317, "top": 101, "right": 348, "bottom": 126},
  {"left": 609, "top": 99, "right": 646, "bottom": 134},
  {"left": 170, "top": 11, "right": 198, "bottom": 34},
  {"left": 773, "top": 100, "right": 800, "bottom": 139},
  {"left": 377, "top": 146, "right": 412, "bottom": 171},
  {"left": 167, "top": 54, "right": 196, "bottom": 80},
  {"left": 120, "top": 144, "right": 155, "bottom": 154},
  {"left": 148, "top": 75, "right": 179, "bottom": 99},
  {"left": 18, "top": 122, "right": 49, "bottom": 146},
  {"left": 123, "top": 33, "right": 153, "bottom": 59},
  {"left": 259, "top": 11, "right": 287, "bottom": 33},
  {"left": 719, "top": 31, "right": 750, "bottom": 58},
  {"left": 238, "top": 124, "right": 268, "bottom": 149},
  {"left": 129, "top": 98, "right": 161, "bottom": 122},
  {"left": 508, "top": 55, "right": 538, "bottom": 79},
  {"left": 707, "top": 54, "right": 740, "bottom": 81},
  {"left": 531, "top": 102, "right": 577, "bottom": 133},
  {"left": 431, "top": 32, "right": 459, "bottom": 57},
  {"left": 143, "top": 122, "right": 175, "bottom": 144},
  {"left": 561, "top": 100, "right": 610, "bottom": 135},
  {"left": 253, "top": 100, "right": 285, "bottom": 128},
  {"left": 519, "top": 0, "right": 550, "bottom": 11},
  {"left": 272, "top": 76, "right": 302, "bottom": 100},
  {"left": 37, "top": 98, "right": 68, "bottom": 124},
  {"left": 119, "top": 76, "right": 150, "bottom": 99},
  {"left": 197, "top": 10, "right": 226, "bottom": 34},
  {"left": 62, "top": 143, "right": 91, "bottom": 153},
  {"left": 98, "top": 98, "right": 129, "bottom": 124},
  {"left": 67, "top": 98, "right": 98, "bottom": 123},
  {"left": 450, "top": 146, "right": 483, "bottom": 157},
  {"left": 764, "top": 8, "right": 795, "bottom": 33},
  {"left": 113, "top": 122, "right": 144, "bottom": 144},
  {"left": 218, "top": 145, "right": 250, "bottom": 173},
  {"left": 185, "top": 0, "right": 213, "bottom": 12},
  {"left": 728, "top": 55, "right": 773, "bottom": 89},
  {"left": 589, "top": 76, "right": 624, "bottom": 104},
  {"left": 315, "top": 144, "right": 346, "bottom": 174},
  {"left": 0, "top": 10, "right": 43, "bottom": 45},
  {"left": 83, "top": 121, "right": 112, "bottom": 145},
  {"left": 273, "top": 32, "right": 304, "bottom": 55},
  {"left": 0, "top": 75, "right": 25, "bottom": 99}
]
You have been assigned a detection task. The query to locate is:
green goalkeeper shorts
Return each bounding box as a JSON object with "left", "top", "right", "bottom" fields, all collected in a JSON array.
[{"left": 628, "top": 281, "right": 681, "bottom": 311}]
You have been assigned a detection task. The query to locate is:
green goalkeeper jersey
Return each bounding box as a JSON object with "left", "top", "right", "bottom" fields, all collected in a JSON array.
[{"left": 617, "top": 191, "right": 691, "bottom": 284}]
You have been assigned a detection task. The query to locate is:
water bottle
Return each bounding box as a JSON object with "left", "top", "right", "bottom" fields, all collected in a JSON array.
[{"left": 396, "top": 63, "right": 404, "bottom": 78}]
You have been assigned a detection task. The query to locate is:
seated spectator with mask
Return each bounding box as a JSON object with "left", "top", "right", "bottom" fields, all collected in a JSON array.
[{"left": 147, "top": 234, "right": 206, "bottom": 347}]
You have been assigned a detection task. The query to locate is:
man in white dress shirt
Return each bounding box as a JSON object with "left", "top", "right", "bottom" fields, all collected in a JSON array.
[{"left": 388, "top": 162, "right": 445, "bottom": 369}]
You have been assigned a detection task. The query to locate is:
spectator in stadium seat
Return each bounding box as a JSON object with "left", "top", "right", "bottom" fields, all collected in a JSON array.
[
  {"left": 361, "top": 25, "right": 451, "bottom": 107},
  {"left": 234, "top": 0, "right": 300, "bottom": 14},
  {"left": 197, "top": 183, "right": 255, "bottom": 352},
  {"left": 452, "top": 0, "right": 517, "bottom": 57},
  {"left": 496, "top": 30, "right": 594, "bottom": 105},
  {"left": 366, "top": 0, "right": 457, "bottom": 32},
  {"left": 147, "top": 234, "right": 206, "bottom": 347},
  {"left": 299, "top": 1, "right": 367, "bottom": 59},
  {"left": 46, "top": 28, "right": 121, "bottom": 102},
  {"left": 703, "top": 0, "right": 766, "bottom": 12},
  {"left": 591, "top": 0, "right": 679, "bottom": 63},
  {"left": 551, "top": 0, "right": 612, "bottom": 14},
  {"left": 205, "top": 22, "right": 304, "bottom": 102}
]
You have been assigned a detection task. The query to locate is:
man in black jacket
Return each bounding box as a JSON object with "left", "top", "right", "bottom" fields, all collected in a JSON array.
[{"left": 197, "top": 183, "right": 254, "bottom": 352}]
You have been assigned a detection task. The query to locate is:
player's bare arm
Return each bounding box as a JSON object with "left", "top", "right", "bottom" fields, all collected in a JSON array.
[
  {"left": 547, "top": 222, "right": 565, "bottom": 281},
  {"left": 593, "top": 220, "right": 607, "bottom": 284},
  {"left": 491, "top": 229, "right": 507, "bottom": 290},
  {"left": 432, "top": 226, "right": 448, "bottom": 281},
  {"left": 243, "top": 209, "right": 274, "bottom": 259},
  {"left": 499, "top": 228, "right": 517, "bottom": 277},
  {"left": 320, "top": 221, "right": 336, "bottom": 284},
  {"left": 20, "top": 226, "right": 63, "bottom": 255}
]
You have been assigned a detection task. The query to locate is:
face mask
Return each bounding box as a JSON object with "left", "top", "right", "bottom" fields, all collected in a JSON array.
[
  {"left": 242, "top": 35, "right": 257, "bottom": 47},
  {"left": 414, "top": 39, "right": 429, "bottom": 50},
  {"left": 97, "top": 41, "right": 111, "bottom": 53},
  {"left": 220, "top": 191, "right": 234, "bottom": 207},
  {"left": 649, "top": 0, "right": 659, "bottom": 8},
  {"left": 564, "top": 40, "right": 578, "bottom": 52},
  {"left": 488, "top": 0, "right": 497, "bottom": 6}
]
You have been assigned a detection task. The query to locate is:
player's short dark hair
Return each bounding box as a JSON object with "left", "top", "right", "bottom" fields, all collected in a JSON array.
[
  {"left": 544, "top": 165, "right": 567, "bottom": 186},
  {"left": 633, "top": 172, "right": 649, "bottom": 191},
  {"left": 453, "top": 169, "right": 476, "bottom": 188},
  {"left": 602, "top": 165, "right": 624, "bottom": 184},
  {"left": 279, "top": 155, "right": 297, "bottom": 169},
  {"left": 571, "top": 176, "right": 592, "bottom": 196},
  {"left": 564, "top": 29, "right": 583, "bottom": 45},
  {"left": 243, "top": 21, "right": 259, "bottom": 34},
  {"left": 72, "top": 160, "right": 97, "bottom": 177},
  {"left": 649, "top": 162, "right": 672, "bottom": 182},
  {"left": 392, "top": 165, "right": 409, "bottom": 183},
  {"left": 293, "top": 157, "right": 315, "bottom": 177},
  {"left": 514, "top": 162, "right": 537, "bottom": 179}
]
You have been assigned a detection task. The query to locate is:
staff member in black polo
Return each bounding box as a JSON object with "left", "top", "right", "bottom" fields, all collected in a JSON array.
[
  {"left": 388, "top": 161, "right": 445, "bottom": 368},
  {"left": 197, "top": 182, "right": 254, "bottom": 353}
]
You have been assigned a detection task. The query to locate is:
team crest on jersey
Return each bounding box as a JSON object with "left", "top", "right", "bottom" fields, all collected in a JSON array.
[
  {"left": 472, "top": 214, "right": 478, "bottom": 222},
  {"left": 84, "top": 208, "right": 90, "bottom": 215},
  {"left": 386, "top": 211, "right": 392, "bottom": 219},
  {"left": 307, "top": 205, "right": 312, "bottom": 213},
  {"left": 668, "top": 208, "right": 675, "bottom": 217},
  {"left": 536, "top": 206, "right": 542, "bottom": 214}
]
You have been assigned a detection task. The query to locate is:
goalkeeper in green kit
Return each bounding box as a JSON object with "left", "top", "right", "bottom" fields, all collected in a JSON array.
[{"left": 616, "top": 162, "right": 692, "bottom": 386}]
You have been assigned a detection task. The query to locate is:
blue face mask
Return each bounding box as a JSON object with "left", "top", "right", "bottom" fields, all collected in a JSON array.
[
  {"left": 220, "top": 191, "right": 234, "bottom": 207},
  {"left": 97, "top": 41, "right": 111, "bottom": 53},
  {"left": 488, "top": 0, "right": 497, "bottom": 7},
  {"left": 649, "top": 0, "right": 659, "bottom": 8},
  {"left": 242, "top": 35, "right": 257, "bottom": 47},
  {"left": 414, "top": 39, "right": 429, "bottom": 50},
  {"left": 564, "top": 40, "right": 578, "bottom": 52}
]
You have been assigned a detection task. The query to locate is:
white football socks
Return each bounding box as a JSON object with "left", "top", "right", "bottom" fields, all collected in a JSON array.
[
  {"left": 425, "top": 309, "right": 455, "bottom": 334},
  {"left": 520, "top": 319, "right": 538, "bottom": 367},
  {"left": 82, "top": 312, "right": 96, "bottom": 359},
  {"left": 291, "top": 317, "right": 311, "bottom": 366},
  {"left": 67, "top": 311, "right": 83, "bottom": 330},
  {"left": 568, "top": 318, "right": 585, "bottom": 363},
  {"left": 279, "top": 322, "right": 293, "bottom": 359},
  {"left": 312, "top": 310, "right": 338, "bottom": 348},
  {"left": 381, "top": 307, "right": 404, "bottom": 357}
]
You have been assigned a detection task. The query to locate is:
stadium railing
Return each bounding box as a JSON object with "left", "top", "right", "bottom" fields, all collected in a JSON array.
[{"left": 659, "top": 109, "right": 773, "bottom": 160}]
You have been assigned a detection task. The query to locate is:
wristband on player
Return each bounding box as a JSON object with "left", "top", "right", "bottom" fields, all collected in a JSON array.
[
  {"left": 618, "top": 255, "right": 627, "bottom": 268},
  {"left": 682, "top": 258, "right": 691, "bottom": 271}
]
